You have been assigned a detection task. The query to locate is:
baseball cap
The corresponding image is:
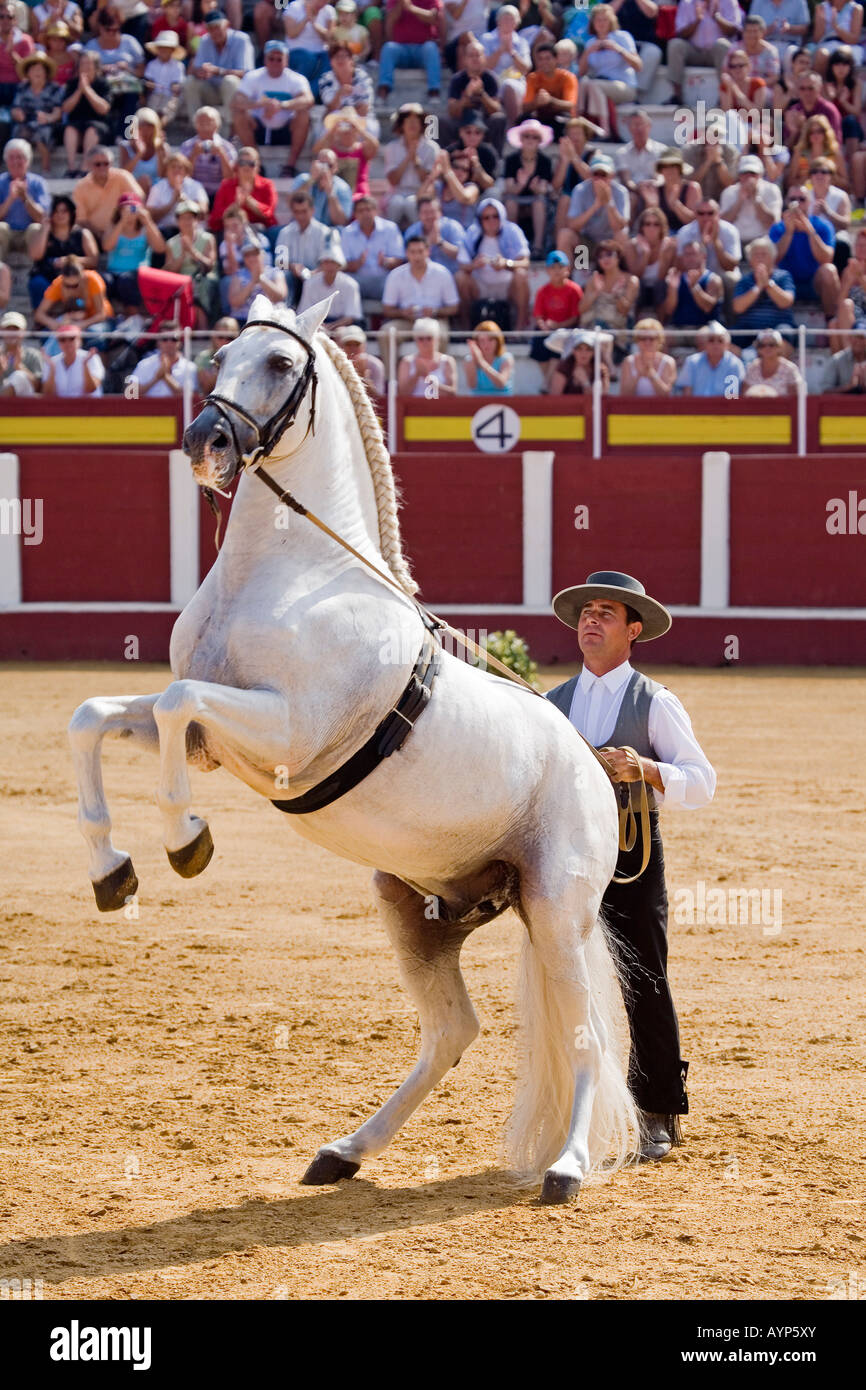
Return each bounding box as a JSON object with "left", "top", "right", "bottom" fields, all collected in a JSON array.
[
  {"left": 174, "top": 199, "right": 200, "bottom": 216},
  {"left": 588, "top": 153, "right": 615, "bottom": 174},
  {"left": 458, "top": 110, "right": 486, "bottom": 130},
  {"left": 117, "top": 191, "right": 143, "bottom": 208},
  {"left": 335, "top": 0, "right": 357, "bottom": 10},
  {"left": 338, "top": 325, "right": 365, "bottom": 343},
  {"left": 204, "top": 10, "right": 228, "bottom": 22},
  {"left": 546, "top": 250, "right": 569, "bottom": 267},
  {"left": 0, "top": 310, "right": 27, "bottom": 330},
  {"left": 263, "top": 39, "right": 287, "bottom": 54},
  {"left": 738, "top": 155, "right": 763, "bottom": 175}
]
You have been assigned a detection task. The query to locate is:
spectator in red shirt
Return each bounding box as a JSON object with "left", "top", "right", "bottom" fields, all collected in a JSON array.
[
  {"left": 209, "top": 145, "right": 278, "bottom": 232},
  {"left": 151, "top": 0, "right": 190, "bottom": 50},
  {"left": 530, "top": 248, "right": 582, "bottom": 383},
  {"left": 377, "top": 0, "right": 445, "bottom": 101},
  {"left": 0, "top": 3, "right": 34, "bottom": 106}
]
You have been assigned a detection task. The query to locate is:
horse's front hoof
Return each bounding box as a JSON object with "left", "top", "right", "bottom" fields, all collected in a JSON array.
[
  {"left": 166, "top": 824, "right": 214, "bottom": 879},
  {"left": 92, "top": 857, "right": 138, "bottom": 913},
  {"left": 300, "top": 1151, "right": 361, "bottom": 1186},
  {"left": 539, "top": 1171, "right": 582, "bottom": 1206}
]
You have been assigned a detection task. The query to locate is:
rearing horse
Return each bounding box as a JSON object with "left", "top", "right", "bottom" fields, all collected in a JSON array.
[{"left": 69, "top": 296, "right": 638, "bottom": 1204}]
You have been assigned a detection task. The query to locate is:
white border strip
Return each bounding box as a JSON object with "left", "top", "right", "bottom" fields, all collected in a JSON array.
[
  {"left": 0, "top": 452, "right": 22, "bottom": 608},
  {"left": 701, "top": 451, "right": 730, "bottom": 609},
  {"left": 2, "top": 603, "right": 864, "bottom": 621},
  {"left": 522, "top": 450, "right": 553, "bottom": 608},
  {"left": 169, "top": 449, "right": 200, "bottom": 608}
]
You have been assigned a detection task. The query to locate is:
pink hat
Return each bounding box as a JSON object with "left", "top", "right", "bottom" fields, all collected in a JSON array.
[
  {"left": 506, "top": 118, "right": 554, "bottom": 149},
  {"left": 57, "top": 323, "right": 79, "bottom": 338}
]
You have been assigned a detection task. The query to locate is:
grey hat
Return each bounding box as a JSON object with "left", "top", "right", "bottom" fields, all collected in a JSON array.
[{"left": 552, "top": 570, "right": 672, "bottom": 641}]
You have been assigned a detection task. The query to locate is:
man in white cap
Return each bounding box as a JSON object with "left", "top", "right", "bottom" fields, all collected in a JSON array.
[
  {"left": 297, "top": 242, "right": 362, "bottom": 331},
  {"left": 0, "top": 309, "right": 42, "bottom": 395},
  {"left": 333, "top": 323, "right": 385, "bottom": 394},
  {"left": 546, "top": 571, "right": 716, "bottom": 1160},
  {"left": 719, "top": 155, "right": 782, "bottom": 248}
]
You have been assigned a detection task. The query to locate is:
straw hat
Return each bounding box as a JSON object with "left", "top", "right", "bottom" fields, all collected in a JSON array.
[
  {"left": 145, "top": 30, "right": 186, "bottom": 60},
  {"left": 323, "top": 105, "right": 365, "bottom": 135},
  {"left": 17, "top": 50, "right": 56, "bottom": 79}
]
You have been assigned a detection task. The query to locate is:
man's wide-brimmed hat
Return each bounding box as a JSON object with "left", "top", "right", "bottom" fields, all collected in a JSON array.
[{"left": 552, "top": 570, "right": 672, "bottom": 642}]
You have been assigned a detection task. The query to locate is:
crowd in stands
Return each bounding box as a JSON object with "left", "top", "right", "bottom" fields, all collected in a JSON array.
[{"left": 0, "top": 0, "right": 865, "bottom": 401}]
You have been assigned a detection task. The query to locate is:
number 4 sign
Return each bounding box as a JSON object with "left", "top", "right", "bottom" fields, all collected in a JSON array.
[{"left": 470, "top": 405, "right": 521, "bottom": 454}]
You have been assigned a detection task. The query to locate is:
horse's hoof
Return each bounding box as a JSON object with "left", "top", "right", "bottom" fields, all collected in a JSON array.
[
  {"left": 300, "top": 1151, "right": 360, "bottom": 1186},
  {"left": 539, "top": 1171, "right": 582, "bottom": 1205},
  {"left": 92, "top": 857, "right": 138, "bottom": 913},
  {"left": 166, "top": 824, "right": 214, "bottom": 879}
]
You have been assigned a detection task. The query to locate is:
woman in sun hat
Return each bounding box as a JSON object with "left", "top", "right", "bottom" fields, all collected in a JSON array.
[
  {"left": 43, "top": 20, "right": 77, "bottom": 84},
  {"left": 504, "top": 117, "right": 554, "bottom": 258},
  {"left": 12, "top": 52, "right": 63, "bottom": 174}
]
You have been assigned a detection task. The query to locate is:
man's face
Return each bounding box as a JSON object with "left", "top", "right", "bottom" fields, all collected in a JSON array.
[
  {"left": 89, "top": 152, "right": 110, "bottom": 184},
  {"left": 463, "top": 42, "right": 483, "bottom": 75},
  {"left": 536, "top": 49, "right": 556, "bottom": 75},
  {"left": 577, "top": 600, "right": 640, "bottom": 665},
  {"left": 2, "top": 328, "right": 22, "bottom": 350},
  {"left": 744, "top": 20, "right": 762, "bottom": 47},
  {"left": 160, "top": 334, "right": 180, "bottom": 361},
  {"left": 290, "top": 198, "right": 312, "bottom": 228},
  {"left": 851, "top": 334, "right": 866, "bottom": 361},
  {"left": 210, "top": 19, "right": 228, "bottom": 43},
  {"left": 60, "top": 332, "right": 80, "bottom": 359},
  {"left": 739, "top": 171, "right": 759, "bottom": 197},
  {"left": 798, "top": 79, "right": 818, "bottom": 110},
  {"left": 681, "top": 241, "right": 704, "bottom": 273},
  {"left": 460, "top": 123, "right": 483, "bottom": 148},
  {"left": 61, "top": 273, "right": 82, "bottom": 302},
  {"left": 6, "top": 149, "right": 28, "bottom": 180},
  {"left": 629, "top": 115, "right": 650, "bottom": 147},
  {"left": 704, "top": 331, "right": 726, "bottom": 365},
  {"left": 356, "top": 199, "right": 375, "bottom": 229},
  {"left": 331, "top": 50, "right": 352, "bottom": 80},
  {"left": 264, "top": 50, "right": 287, "bottom": 77},
  {"left": 418, "top": 200, "right": 437, "bottom": 231},
  {"left": 197, "top": 113, "right": 218, "bottom": 140},
  {"left": 479, "top": 206, "right": 501, "bottom": 236},
  {"left": 407, "top": 241, "right": 428, "bottom": 273},
  {"left": 342, "top": 338, "right": 361, "bottom": 362}
]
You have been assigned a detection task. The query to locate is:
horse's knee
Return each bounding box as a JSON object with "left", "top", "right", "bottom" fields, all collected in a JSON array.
[
  {"left": 154, "top": 679, "right": 199, "bottom": 724},
  {"left": 372, "top": 870, "right": 415, "bottom": 905},
  {"left": 68, "top": 698, "right": 106, "bottom": 747}
]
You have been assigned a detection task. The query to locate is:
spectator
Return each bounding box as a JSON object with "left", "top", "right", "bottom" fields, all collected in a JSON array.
[
  {"left": 60, "top": 49, "right": 111, "bottom": 177},
  {"left": 341, "top": 192, "right": 404, "bottom": 299},
  {"left": 73, "top": 145, "right": 143, "bottom": 244},
  {"left": 557, "top": 152, "right": 629, "bottom": 264},
  {"left": 383, "top": 101, "right": 439, "bottom": 228},
  {"left": 379, "top": 232, "right": 458, "bottom": 356},
  {"left": 821, "top": 326, "right": 866, "bottom": 391},
  {"left": 680, "top": 128, "right": 738, "bottom": 202},
  {"left": 85, "top": 7, "right": 145, "bottom": 137},
  {"left": 813, "top": 2, "right": 865, "bottom": 72},
  {"left": 317, "top": 41, "right": 376, "bottom": 136},
  {"left": 314, "top": 104, "right": 378, "bottom": 198},
  {"left": 232, "top": 40, "right": 313, "bottom": 177},
  {"left": 11, "top": 53, "right": 63, "bottom": 175},
  {"left": 43, "top": 20, "right": 78, "bottom": 86},
  {"left": 185, "top": 9, "right": 253, "bottom": 128},
  {"left": 0, "top": 5, "right": 34, "bottom": 112},
  {"left": 750, "top": 0, "right": 810, "bottom": 58},
  {"left": 769, "top": 184, "right": 839, "bottom": 318},
  {"left": 614, "top": 109, "right": 667, "bottom": 204},
  {"left": 331, "top": 0, "right": 372, "bottom": 61},
  {"left": 396, "top": 313, "right": 457, "bottom": 394},
  {"left": 217, "top": 201, "right": 270, "bottom": 308},
  {"left": 180, "top": 107, "right": 237, "bottom": 200},
  {"left": 773, "top": 43, "right": 812, "bottom": 111},
  {"left": 442, "top": 0, "right": 487, "bottom": 70},
  {"left": 282, "top": 0, "right": 336, "bottom": 100},
  {"left": 530, "top": 247, "right": 583, "bottom": 382},
  {"left": 404, "top": 194, "right": 465, "bottom": 269},
  {"left": 462, "top": 317, "right": 514, "bottom": 394},
  {"left": 675, "top": 198, "right": 742, "bottom": 295},
  {"left": 579, "top": 239, "right": 639, "bottom": 335},
  {"left": 30, "top": 1, "right": 83, "bottom": 45},
  {"left": 298, "top": 243, "right": 362, "bottom": 327},
  {"left": 442, "top": 34, "right": 505, "bottom": 151},
  {"left": 152, "top": 0, "right": 190, "bottom": 50},
  {"left": 719, "top": 47, "right": 767, "bottom": 113},
  {"left": 740, "top": 13, "right": 781, "bottom": 82},
  {"left": 334, "top": 323, "right": 384, "bottom": 392},
  {"left": 0, "top": 138, "right": 50, "bottom": 261},
  {"left": 435, "top": 110, "right": 497, "bottom": 226},
  {"left": 623, "top": 205, "right": 676, "bottom": 310},
  {"left": 609, "top": 0, "right": 663, "bottom": 97},
  {"left": 0, "top": 309, "right": 42, "bottom": 395},
  {"left": 41, "top": 323, "right": 104, "bottom": 395},
  {"left": 275, "top": 188, "right": 338, "bottom": 302},
  {"left": 103, "top": 192, "right": 165, "bottom": 308},
  {"left": 164, "top": 199, "right": 219, "bottom": 325},
  {"left": 378, "top": 0, "right": 443, "bottom": 101},
  {"left": 34, "top": 254, "right": 113, "bottom": 337},
  {"left": 666, "top": 0, "right": 741, "bottom": 104},
  {"left": 131, "top": 326, "right": 199, "bottom": 397},
  {"left": 552, "top": 113, "right": 603, "bottom": 237},
  {"left": 829, "top": 226, "right": 866, "bottom": 349},
  {"left": 787, "top": 113, "right": 847, "bottom": 191},
  {"left": 480, "top": 5, "right": 531, "bottom": 125},
  {"left": 822, "top": 47, "right": 863, "bottom": 157},
  {"left": 195, "top": 314, "right": 239, "bottom": 393},
  {"left": 118, "top": 107, "right": 167, "bottom": 199},
  {"left": 228, "top": 239, "right": 288, "bottom": 321},
  {"left": 661, "top": 237, "right": 725, "bottom": 328},
  {"left": 550, "top": 327, "right": 609, "bottom": 393},
  {"left": 620, "top": 316, "right": 677, "bottom": 395},
  {"left": 210, "top": 146, "right": 278, "bottom": 234},
  {"left": 290, "top": 148, "right": 352, "bottom": 226},
  {"left": 456, "top": 196, "right": 530, "bottom": 328},
  {"left": 27, "top": 193, "right": 98, "bottom": 306},
  {"left": 147, "top": 152, "right": 208, "bottom": 235},
  {"left": 578, "top": 4, "right": 642, "bottom": 113},
  {"left": 719, "top": 154, "right": 783, "bottom": 247},
  {"left": 142, "top": 28, "right": 185, "bottom": 124},
  {"left": 803, "top": 156, "right": 851, "bottom": 248},
  {"left": 503, "top": 118, "right": 554, "bottom": 259},
  {"left": 785, "top": 70, "right": 843, "bottom": 146},
  {"left": 730, "top": 234, "right": 795, "bottom": 343},
  {"left": 678, "top": 321, "right": 745, "bottom": 396},
  {"left": 523, "top": 41, "right": 578, "bottom": 133},
  {"left": 636, "top": 149, "right": 700, "bottom": 233},
  {"left": 744, "top": 326, "right": 803, "bottom": 393}
]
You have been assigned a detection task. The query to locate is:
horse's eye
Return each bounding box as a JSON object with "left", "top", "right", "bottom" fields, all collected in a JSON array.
[{"left": 268, "top": 353, "right": 291, "bottom": 373}]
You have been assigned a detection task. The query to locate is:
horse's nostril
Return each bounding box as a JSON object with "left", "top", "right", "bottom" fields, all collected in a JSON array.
[{"left": 211, "top": 431, "right": 228, "bottom": 451}]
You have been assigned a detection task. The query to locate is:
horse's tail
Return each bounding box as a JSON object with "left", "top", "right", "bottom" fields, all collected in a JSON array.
[{"left": 504, "top": 910, "right": 638, "bottom": 1181}]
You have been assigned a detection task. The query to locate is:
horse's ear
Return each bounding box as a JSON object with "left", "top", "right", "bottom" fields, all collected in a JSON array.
[
  {"left": 294, "top": 295, "right": 337, "bottom": 343},
  {"left": 248, "top": 293, "right": 279, "bottom": 324}
]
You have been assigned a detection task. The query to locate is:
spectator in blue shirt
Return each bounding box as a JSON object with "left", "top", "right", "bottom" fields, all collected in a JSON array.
[
  {"left": 290, "top": 149, "right": 353, "bottom": 227},
  {"left": 730, "top": 235, "right": 796, "bottom": 346},
  {"left": 404, "top": 195, "right": 465, "bottom": 270},
  {"left": 768, "top": 186, "right": 841, "bottom": 318},
  {"left": 85, "top": 9, "right": 146, "bottom": 137},
  {"left": 341, "top": 193, "right": 405, "bottom": 298},
  {"left": 185, "top": 11, "right": 254, "bottom": 129},
  {"left": 677, "top": 321, "right": 746, "bottom": 396},
  {"left": 0, "top": 138, "right": 50, "bottom": 260}
]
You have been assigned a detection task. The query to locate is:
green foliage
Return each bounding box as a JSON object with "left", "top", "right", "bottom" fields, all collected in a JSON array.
[{"left": 475, "top": 629, "right": 540, "bottom": 689}]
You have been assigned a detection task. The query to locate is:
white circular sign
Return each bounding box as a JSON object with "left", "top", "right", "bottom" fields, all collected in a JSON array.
[{"left": 470, "top": 404, "right": 522, "bottom": 454}]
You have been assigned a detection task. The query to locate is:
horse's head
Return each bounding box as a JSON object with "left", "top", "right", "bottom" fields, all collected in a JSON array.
[{"left": 183, "top": 294, "right": 335, "bottom": 489}]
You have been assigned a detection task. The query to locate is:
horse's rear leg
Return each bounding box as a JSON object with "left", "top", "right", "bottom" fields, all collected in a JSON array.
[
  {"left": 68, "top": 694, "right": 160, "bottom": 911},
  {"left": 301, "top": 871, "right": 479, "bottom": 1186}
]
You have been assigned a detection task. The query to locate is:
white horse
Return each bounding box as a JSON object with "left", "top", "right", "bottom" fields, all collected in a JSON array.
[{"left": 69, "top": 295, "right": 638, "bottom": 1204}]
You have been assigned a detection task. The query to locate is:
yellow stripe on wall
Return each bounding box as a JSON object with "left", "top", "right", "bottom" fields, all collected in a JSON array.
[
  {"left": 402, "top": 414, "right": 585, "bottom": 443},
  {"left": 0, "top": 415, "right": 178, "bottom": 446},
  {"left": 608, "top": 414, "right": 792, "bottom": 446},
  {"left": 403, "top": 415, "right": 475, "bottom": 442},
  {"left": 819, "top": 415, "right": 866, "bottom": 446}
]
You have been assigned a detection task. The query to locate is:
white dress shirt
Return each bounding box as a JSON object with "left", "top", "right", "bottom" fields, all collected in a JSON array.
[{"left": 566, "top": 660, "right": 716, "bottom": 810}]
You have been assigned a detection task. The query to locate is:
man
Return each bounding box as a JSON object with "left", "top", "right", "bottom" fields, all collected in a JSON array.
[
  {"left": 73, "top": 147, "right": 143, "bottom": 245},
  {"left": 34, "top": 256, "right": 113, "bottom": 338},
  {"left": 730, "top": 235, "right": 795, "bottom": 344},
  {"left": 445, "top": 109, "right": 498, "bottom": 193},
  {"left": 557, "top": 153, "right": 629, "bottom": 263},
  {"left": 522, "top": 41, "right": 578, "bottom": 133},
  {"left": 341, "top": 193, "right": 405, "bottom": 300},
  {"left": 769, "top": 186, "right": 839, "bottom": 318},
  {"left": 661, "top": 238, "right": 725, "bottom": 328},
  {"left": 442, "top": 35, "right": 505, "bottom": 151},
  {"left": 675, "top": 198, "right": 742, "bottom": 295},
  {"left": 185, "top": 10, "right": 254, "bottom": 128},
  {"left": 680, "top": 130, "right": 738, "bottom": 202},
  {"left": 666, "top": 0, "right": 743, "bottom": 102},
  {"left": 41, "top": 324, "right": 104, "bottom": 397},
  {"left": 379, "top": 233, "right": 458, "bottom": 358},
  {"left": 232, "top": 40, "right": 313, "bottom": 177},
  {"left": 377, "top": 0, "right": 444, "bottom": 101},
  {"left": 821, "top": 329, "right": 866, "bottom": 392},
  {"left": 677, "top": 320, "right": 745, "bottom": 396},
  {"left": 718, "top": 154, "right": 782, "bottom": 248},
  {"left": 546, "top": 571, "right": 716, "bottom": 1160},
  {"left": 334, "top": 322, "right": 385, "bottom": 393},
  {"left": 0, "top": 308, "right": 41, "bottom": 396},
  {"left": 131, "top": 327, "right": 199, "bottom": 398},
  {"left": 404, "top": 195, "right": 464, "bottom": 269},
  {"left": 784, "top": 70, "right": 843, "bottom": 146},
  {"left": 614, "top": 109, "right": 667, "bottom": 203},
  {"left": 298, "top": 243, "right": 362, "bottom": 329},
  {"left": 275, "top": 188, "right": 340, "bottom": 304},
  {"left": 0, "top": 138, "right": 49, "bottom": 261},
  {"left": 290, "top": 148, "right": 352, "bottom": 228},
  {"left": 748, "top": 0, "right": 810, "bottom": 58},
  {"left": 195, "top": 315, "right": 239, "bottom": 394}
]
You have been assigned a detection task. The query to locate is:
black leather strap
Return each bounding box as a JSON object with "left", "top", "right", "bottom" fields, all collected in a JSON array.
[{"left": 272, "top": 630, "right": 441, "bottom": 816}]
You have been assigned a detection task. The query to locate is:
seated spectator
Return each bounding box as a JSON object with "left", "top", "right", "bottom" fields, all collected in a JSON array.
[
  {"left": 152, "top": 0, "right": 190, "bottom": 50},
  {"left": 822, "top": 47, "right": 863, "bottom": 157},
  {"left": 530, "top": 247, "right": 583, "bottom": 381},
  {"left": 614, "top": 109, "right": 667, "bottom": 207},
  {"left": 314, "top": 105, "right": 378, "bottom": 198},
  {"left": 290, "top": 148, "right": 353, "bottom": 227},
  {"left": 744, "top": 327, "right": 803, "bottom": 394},
  {"left": 0, "top": 5, "right": 34, "bottom": 112},
  {"left": 769, "top": 185, "right": 840, "bottom": 318},
  {"left": 383, "top": 101, "right": 439, "bottom": 227},
  {"left": 379, "top": 232, "right": 458, "bottom": 357},
  {"left": 378, "top": 0, "right": 443, "bottom": 101},
  {"left": 317, "top": 41, "right": 376, "bottom": 136},
  {"left": 635, "top": 150, "right": 701, "bottom": 234},
  {"left": 813, "top": 3, "right": 865, "bottom": 73},
  {"left": 11, "top": 52, "right": 63, "bottom": 175},
  {"left": 666, "top": 0, "right": 739, "bottom": 104},
  {"left": 679, "top": 130, "right": 738, "bottom": 203},
  {"left": 774, "top": 43, "right": 812, "bottom": 111},
  {"left": 103, "top": 192, "right": 165, "bottom": 309},
  {"left": 784, "top": 71, "right": 843, "bottom": 146},
  {"left": 677, "top": 321, "right": 745, "bottom": 397},
  {"left": 34, "top": 254, "right": 113, "bottom": 339},
  {"left": 739, "top": 13, "right": 781, "bottom": 86},
  {"left": 119, "top": 107, "right": 167, "bottom": 198},
  {"left": 41, "top": 322, "right": 104, "bottom": 395},
  {"left": 396, "top": 314, "right": 457, "bottom": 394},
  {"left": 185, "top": 9, "right": 254, "bottom": 129},
  {"left": 196, "top": 314, "right": 239, "bottom": 393},
  {"left": 578, "top": 4, "right": 641, "bottom": 117},
  {"left": 282, "top": 0, "right": 335, "bottom": 101},
  {"left": 217, "top": 201, "right": 269, "bottom": 310},
  {"left": 31, "top": 1, "right": 83, "bottom": 45},
  {"left": 42, "top": 20, "right": 78, "bottom": 86},
  {"left": 210, "top": 146, "right": 278, "bottom": 233},
  {"left": 503, "top": 117, "right": 554, "bottom": 259},
  {"left": 719, "top": 154, "right": 783, "bottom": 248},
  {"left": 622, "top": 206, "right": 676, "bottom": 311},
  {"left": 675, "top": 198, "right": 742, "bottom": 295},
  {"left": 523, "top": 41, "right": 577, "bottom": 134},
  {"left": 180, "top": 107, "right": 237, "bottom": 201},
  {"left": 27, "top": 192, "right": 98, "bottom": 307},
  {"left": 549, "top": 327, "right": 609, "bottom": 394},
  {"left": 463, "top": 317, "right": 514, "bottom": 394},
  {"left": 298, "top": 242, "right": 362, "bottom": 327},
  {"left": 456, "top": 196, "right": 530, "bottom": 329},
  {"left": 341, "top": 193, "right": 404, "bottom": 299},
  {"left": 787, "top": 113, "right": 847, "bottom": 192},
  {"left": 275, "top": 187, "right": 338, "bottom": 302},
  {"left": 556, "top": 153, "right": 629, "bottom": 265},
  {"left": 73, "top": 145, "right": 143, "bottom": 245},
  {"left": 750, "top": 0, "right": 810, "bottom": 58},
  {"left": 620, "top": 316, "right": 677, "bottom": 396},
  {"left": 164, "top": 199, "right": 218, "bottom": 325},
  {"left": 0, "top": 308, "right": 42, "bottom": 395},
  {"left": 232, "top": 39, "right": 314, "bottom": 178},
  {"left": 60, "top": 49, "right": 111, "bottom": 177},
  {"left": 434, "top": 111, "right": 496, "bottom": 226},
  {"left": 442, "top": 0, "right": 487, "bottom": 70},
  {"left": 579, "top": 240, "right": 639, "bottom": 336},
  {"left": 404, "top": 194, "right": 465, "bottom": 269},
  {"left": 480, "top": 6, "right": 530, "bottom": 125},
  {"left": 730, "top": 235, "right": 796, "bottom": 345},
  {"left": 147, "top": 152, "right": 208, "bottom": 235},
  {"left": 334, "top": 323, "right": 385, "bottom": 393},
  {"left": 143, "top": 28, "right": 185, "bottom": 124},
  {"left": 719, "top": 47, "right": 770, "bottom": 113},
  {"left": 0, "top": 138, "right": 49, "bottom": 261},
  {"left": 131, "top": 326, "right": 199, "bottom": 397},
  {"left": 610, "top": 0, "right": 663, "bottom": 96},
  {"left": 803, "top": 156, "right": 852, "bottom": 248},
  {"left": 661, "top": 237, "right": 725, "bottom": 328},
  {"left": 821, "top": 327, "right": 866, "bottom": 391},
  {"left": 228, "top": 239, "right": 288, "bottom": 321},
  {"left": 442, "top": 35, "right": 505, "bottom": 151},
  {"left": 85, "top": 7, "right": 145, "bottom": 137},
  {"left": 331, "top": 0, "right": 372, "bottom": 61},
  {"left": 829, "top": 226, "right": 866, "bottom": 350},
  {"left": 552, "top": 113, "right": 602, "bottom": 238}
]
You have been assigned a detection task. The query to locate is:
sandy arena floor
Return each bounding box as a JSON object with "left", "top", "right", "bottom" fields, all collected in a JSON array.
[{"left": 0, "top": 661, "right": 864, "bottom": 1301}]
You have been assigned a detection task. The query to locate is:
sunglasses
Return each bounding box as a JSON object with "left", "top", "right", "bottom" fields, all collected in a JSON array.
[
  {"left": 237, "top": 159, "right": 257, "bottom": 168},
  {"left": 521, "top": 134, "right": 541, "bottom": 141},
  {"left": 480, "top": 213, "right": 499, "bottom": 220}
]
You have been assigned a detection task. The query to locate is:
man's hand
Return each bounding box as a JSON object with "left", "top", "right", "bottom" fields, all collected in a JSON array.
[{"left": 598, "top": 746, "right": 645, "bottom": 782}]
